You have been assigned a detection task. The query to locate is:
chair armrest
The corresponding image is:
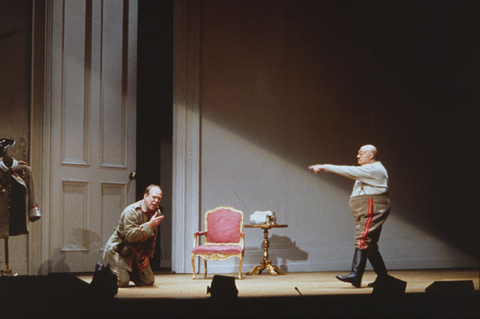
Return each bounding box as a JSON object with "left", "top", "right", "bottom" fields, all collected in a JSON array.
[
  {"left": 193, "top": 231, "right": 208, "bottom": 247},
  {"left": 194, "top": 231, "right": 207, "bottom": 236}
]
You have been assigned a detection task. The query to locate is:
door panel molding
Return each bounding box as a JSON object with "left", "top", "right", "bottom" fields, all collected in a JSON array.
[
  {"left": 99, "top": 1, "right": 129, "bottom": 169},
  {"left": 99, "top": 181, "right": 127, "bottom": 252},
  {"left": 33, "top": 0, "right": 138, "bottom": 274},
  {"left": 60, "top": 180, "right": 90, "bottom": 252}
]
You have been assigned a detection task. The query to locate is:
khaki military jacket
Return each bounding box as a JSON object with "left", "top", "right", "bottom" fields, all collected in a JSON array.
[
  {"left": 0, "top": 158, "right": 41, "bottom": 238},
  {"left": 103, "top": 200, "right": 159, "bottom": 272}
]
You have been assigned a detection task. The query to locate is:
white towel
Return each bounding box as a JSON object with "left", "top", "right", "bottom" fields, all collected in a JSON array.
[{"left": 250, "top": 210, "right": 273, "bottom": 224}]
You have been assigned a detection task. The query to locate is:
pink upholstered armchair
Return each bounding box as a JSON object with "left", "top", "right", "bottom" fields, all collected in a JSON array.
[{"left": 191, "top": 206, "right": 245, "bottom": 279}]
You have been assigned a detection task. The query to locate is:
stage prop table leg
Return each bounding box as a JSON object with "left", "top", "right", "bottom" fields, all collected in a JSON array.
[{"left": 247, "top": 227, "right": 286, "bottom": 276}]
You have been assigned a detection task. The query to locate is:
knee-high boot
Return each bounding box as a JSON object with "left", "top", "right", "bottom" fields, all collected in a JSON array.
[
  {"left": 336, "top": 248, "right": 367, "bottom": 288},
  {"left": 367, "top": 250, "right": 390, "bottom": 287}
]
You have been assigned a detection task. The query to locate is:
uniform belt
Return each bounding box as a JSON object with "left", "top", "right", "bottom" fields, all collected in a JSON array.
[{"left": 350, "top": 193, "right": 389, "bottom": 201}]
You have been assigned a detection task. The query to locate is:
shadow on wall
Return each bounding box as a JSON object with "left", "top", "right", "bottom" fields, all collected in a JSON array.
[
  {"left": 38, "top": 248, "right": 70, "bottom": 274},
  {"left": 270, "top": 235, "right": 309, "bottom": 273},
  {"left": 244, "top": 234, "right": 308, "bottom": 274},
  {"left": 38, "top": 228, "right": 107, "bottom": 274}
]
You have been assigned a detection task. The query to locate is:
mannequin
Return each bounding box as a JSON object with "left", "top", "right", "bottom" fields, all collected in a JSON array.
[
  {"left": 0, "top": 138, "right": 15, "bottom": 168},
  {"left": 0, "top": 138, "right": 41, "bottom": 276}
]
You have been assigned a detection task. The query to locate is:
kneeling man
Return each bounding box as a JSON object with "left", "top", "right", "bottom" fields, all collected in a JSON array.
[{"left": 104, "top": 184, "right": 165, "bottom": 287}]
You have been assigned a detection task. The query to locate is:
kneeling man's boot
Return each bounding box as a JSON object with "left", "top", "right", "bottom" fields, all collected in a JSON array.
[{"left": 336, "top": 248, "right": 367, "bottom": 288}]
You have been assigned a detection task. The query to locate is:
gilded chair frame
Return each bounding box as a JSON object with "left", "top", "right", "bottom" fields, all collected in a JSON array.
[{"left": 191, "top": 206, "right": 245, "bottom": 279}]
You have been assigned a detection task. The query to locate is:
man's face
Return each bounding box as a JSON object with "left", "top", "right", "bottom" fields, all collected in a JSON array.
[
  {"left": 357, "top": 147, "right": 373, "bottom": 166},
  {"left": 144, "top": 187, "right": 162, "bottom": 212}
]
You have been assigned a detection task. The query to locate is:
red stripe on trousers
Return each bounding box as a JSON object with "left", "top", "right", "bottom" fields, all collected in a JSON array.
[
  {"left": 116, "top": 267, "right": 122, "bottom": 286},
  {"left": 360, "top": 198, "right": 374, "bottom": 250}
]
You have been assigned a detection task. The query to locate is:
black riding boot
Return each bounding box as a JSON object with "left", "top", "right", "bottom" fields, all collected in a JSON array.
[
  {"left": 336, "top": 248, "right": 367, "bottom": 288},
  {"left": 367, "top": 250, "right": 390, "bottom": 287}
]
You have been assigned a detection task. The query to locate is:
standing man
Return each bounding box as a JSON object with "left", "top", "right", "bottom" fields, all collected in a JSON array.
[
  {"left": 309, "top": 145, "right": 391, "bottom": 288},
  {"left": 104, "top": 184, "right": 165, "bottom": 287}
]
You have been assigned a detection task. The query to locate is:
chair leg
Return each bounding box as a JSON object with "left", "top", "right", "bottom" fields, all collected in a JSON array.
[
  {"left": 238, "top": 256, "right": 243, "bottom": 280},
  {"left": 204, "top": 259, "right": 208, "bottom": 278},
  {"left": 191, "top": 255, "right": 196, "bottom": 279}
]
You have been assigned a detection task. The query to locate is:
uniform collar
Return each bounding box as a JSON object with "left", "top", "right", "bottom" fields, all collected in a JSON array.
[
  {"left": 140, "top": 199, "right": 148, "bottom": 213},
  {"left": 0, "top": 157, "right": 18, "bottom": 172}
]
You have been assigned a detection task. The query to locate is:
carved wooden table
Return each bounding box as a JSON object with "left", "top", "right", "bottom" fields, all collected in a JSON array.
[{"left": 245, "top": 224, "right": 288, "bottom": 276}]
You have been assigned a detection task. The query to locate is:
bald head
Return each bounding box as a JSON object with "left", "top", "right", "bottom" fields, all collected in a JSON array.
[
  {"left": 357, "top": 144, "right": 378, "bottom": 166},
  {"left": 362, "top": 144, "right": 377, "bottom": 158}
]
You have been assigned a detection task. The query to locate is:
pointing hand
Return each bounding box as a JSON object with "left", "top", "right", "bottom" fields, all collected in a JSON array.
[{"left": 308, "top": 164, "right": 325, "bottom": 174}]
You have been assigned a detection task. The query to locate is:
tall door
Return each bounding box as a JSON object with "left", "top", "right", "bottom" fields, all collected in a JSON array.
[{"left": 45, "top": 0, "right": 138, "bottom": 273}]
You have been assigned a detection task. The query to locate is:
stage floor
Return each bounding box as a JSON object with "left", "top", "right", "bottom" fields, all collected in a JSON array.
[
  {"left": 77, "top": 268, "right": 479, "bottom": 299},
  {"left": 2, "top": 269, "right": 478, "bottom": 318}
]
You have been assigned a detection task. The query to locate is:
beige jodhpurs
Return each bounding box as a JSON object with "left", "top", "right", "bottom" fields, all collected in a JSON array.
[{"left": 349, "top": 194, "right": 390, "bottom": 252}]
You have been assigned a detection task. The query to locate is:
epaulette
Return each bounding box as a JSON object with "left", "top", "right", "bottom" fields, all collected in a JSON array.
[{"left": 18, "top": 161, "right": 29, "bottom": 165}]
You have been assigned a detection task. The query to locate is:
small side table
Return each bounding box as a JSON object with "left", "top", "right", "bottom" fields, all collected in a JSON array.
[{"left": 245, "top": 224, "right": 288, "bottom": 276}]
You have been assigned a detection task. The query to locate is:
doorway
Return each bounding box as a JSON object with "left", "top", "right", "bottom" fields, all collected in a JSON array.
[{"left": 136, "top": 0, "right": 174, "bottom": 271}]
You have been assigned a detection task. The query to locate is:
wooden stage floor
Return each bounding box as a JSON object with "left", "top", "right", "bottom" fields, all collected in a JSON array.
[
  {"left": 74, "top": 269, "right": 479, "bottom": 318},
  {"left": 1, "top": 269, "right": 478, "bottom": 318},
  {"left": 78, "top": 268, "right": 479, "bottom": 299}
]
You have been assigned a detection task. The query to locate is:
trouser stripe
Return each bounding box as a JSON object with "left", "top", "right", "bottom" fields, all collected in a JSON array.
[
  {"left": 359, "top": 198, "right": 374, "bottom": 250},
  {"left": 116, "top": 266, "right": 121, "bottom": 286}
]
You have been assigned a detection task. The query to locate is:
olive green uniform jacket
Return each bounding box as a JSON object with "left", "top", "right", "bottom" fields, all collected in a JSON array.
[
  {"left": 103, "top": 200, "right": 159, "bottom": 272},
  {"left": 0, "top": 158, "right": 41, "bottom": 238}
]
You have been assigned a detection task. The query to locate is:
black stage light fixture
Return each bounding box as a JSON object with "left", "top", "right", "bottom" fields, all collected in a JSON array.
[{"left": 207, "top": 275, "right": 238, "bottom": 299}]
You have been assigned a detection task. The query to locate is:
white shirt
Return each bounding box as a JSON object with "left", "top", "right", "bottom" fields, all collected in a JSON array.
[{"left": 323, "top": 161, "right": 389, "bottom": 197}]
